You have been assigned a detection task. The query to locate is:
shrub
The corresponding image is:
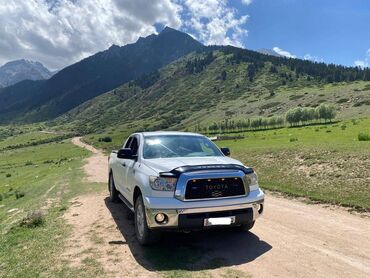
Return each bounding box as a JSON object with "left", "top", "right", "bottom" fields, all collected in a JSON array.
[
  {"left": 0, "top": 194, "right": 3, "bottom": 201},
  {"left": 59, "top": 205, "right": 67, "bottom": 212},
  {"left": 98, "top": 136, "right": 112, "bottom": 142},
  {"left": 336, "top": 98, "right": 349, "bottom": 104},
  {"left": 25, "top": 161, "right": 33, "bottom": 166},
  {"left": 20, "top": 211, "right": 45, "bottom": 228},
  {"left": 57, "top": 157, "right": 68, "bottom": 164},
  {"left": 341, "top": 124, "right": 347, "bottom": 130},
  {"left": 260, "top": 102, "right": 281, "bottom": 110},
  {"left": 6, "top": 173, "right": 11, "bottom": 178},
  {"left": 289, "top": 138, "right": 298, "bottom": 142},
  {"left": 15, "top": 191, "right": 25, "bottom": 199},
  {"left": 353, "top": 100, "right": 370, "bottom": 107},
  {"left": 289, "top": 94, "right": 304, "bottom": 100},
  {"left": 358, "top": 132, "right": 370, "bottom": 141},
  {"left": 326, "top": 130, "right": 332, "bottom": 133}
]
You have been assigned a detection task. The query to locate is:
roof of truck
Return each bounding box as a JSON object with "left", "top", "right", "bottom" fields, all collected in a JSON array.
[{"left": 140, "top": 131, "right": 204, "bottom": 137}]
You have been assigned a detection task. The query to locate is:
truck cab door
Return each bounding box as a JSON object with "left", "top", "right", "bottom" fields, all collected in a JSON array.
[
  {"left": 113, "top": 137, "right": 133, "bottom": 196},
  {"left": 123, "top": 136, "right": 140, "bottom": 202}
]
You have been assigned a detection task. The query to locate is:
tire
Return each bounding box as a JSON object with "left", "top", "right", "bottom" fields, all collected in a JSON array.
[
  {"left": 235, "top": 221, "right": 255, "bottom": 232},
  {"left": 108, "top": 172, "right": 119, "bottom": 203},
  {"left": 134, "top": 195, "right": 160, "bottom": 245}
]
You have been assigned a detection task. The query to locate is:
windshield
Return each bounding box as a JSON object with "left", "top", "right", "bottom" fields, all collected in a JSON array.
[{"left": 143, "top": 135, "right": 223, "bottom": 159}]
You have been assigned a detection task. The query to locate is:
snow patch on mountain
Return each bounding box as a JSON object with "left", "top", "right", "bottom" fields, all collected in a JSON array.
[{"left": 0, "top": 59, "right": 52, "bottom": 87}]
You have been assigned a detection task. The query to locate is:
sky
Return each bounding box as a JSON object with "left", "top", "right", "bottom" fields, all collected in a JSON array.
[{"left": 0, "top": 0, "right": 369, "bottom": 70}]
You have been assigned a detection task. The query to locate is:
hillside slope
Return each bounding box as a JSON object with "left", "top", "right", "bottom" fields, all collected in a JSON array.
[
  {"left": 56, "top": 47, "right": 370, "bottom": 134},
  {"left": 0, "top": 27, "right": 203, "bottom": 123}
]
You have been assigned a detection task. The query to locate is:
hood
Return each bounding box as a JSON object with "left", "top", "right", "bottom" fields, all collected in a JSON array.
[{"left": 143, "top": 156, "right": 244, "bottom": 173}]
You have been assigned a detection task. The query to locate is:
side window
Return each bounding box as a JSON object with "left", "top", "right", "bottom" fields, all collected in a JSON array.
[
  {"left": 130, "top": 137, "right": 139, "bottom": 156},
  {"left": 124, "top": 137, "right": 133, "bottom": 148}
]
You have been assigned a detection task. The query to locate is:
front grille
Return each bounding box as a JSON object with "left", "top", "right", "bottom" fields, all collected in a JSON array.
[{"left": 185, "top": 177, "right": 245, "bottom": 200}]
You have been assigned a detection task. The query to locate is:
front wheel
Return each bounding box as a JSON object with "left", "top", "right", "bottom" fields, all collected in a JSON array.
[
  {"left": 134, "top": 196, "right": 160, "bottom": 245},
  {"left": 108, "top": 173, "right": 119, "bottom": 202}
]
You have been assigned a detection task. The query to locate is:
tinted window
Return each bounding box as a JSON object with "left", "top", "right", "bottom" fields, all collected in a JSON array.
[
  {"left": 130, "top": 137, "right": 139, "bottom": 155},
  {"left": 124, "top": 137, "right": 133, "bottom": 148},
  {"left": 143, "top": 135, "right": 223, "bottom": 159}
]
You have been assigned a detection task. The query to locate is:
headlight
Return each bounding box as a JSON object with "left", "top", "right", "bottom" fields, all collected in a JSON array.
[
  {"left": 149, "top": 176, "right": 177, "bottom": 191},
  {"left": 244, "top": 172, "right": 258, "bottom": 187}
]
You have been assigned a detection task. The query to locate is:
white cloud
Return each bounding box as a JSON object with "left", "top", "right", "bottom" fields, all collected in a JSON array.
[
  {"left": 0, "top": 0, "right": 182, "bottom": 69},
  {"left": 354, "top": 60, "right": 368, "bottom": 68},
  {"left": 241, "top": 0, "right": 253, "bottom": 5},
  {"left": 303, "top": 53, "right": 323, "bottom": 63},
  {"left": 354, "top": 48, "right": 370, "bottom": 68},
  {"left": 182, "top": 0, "right": 249, "bottom": 47},
  {"left": 272, "top": 47, "right": 296, "bottom": 58},
  {"left": 0, "top": 0, "right": 251, "bottom": 70}
]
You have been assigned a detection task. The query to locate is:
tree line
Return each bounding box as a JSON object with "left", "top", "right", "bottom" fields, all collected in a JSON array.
[
  {"left": 195, "top": 104, "right": 336, "bottom": 133},
  {"left": 285, "top": 104, "right": 336, "bottom": 126},
  {"left": 221, "top": 46, "right": 370, "bottom": 83}
]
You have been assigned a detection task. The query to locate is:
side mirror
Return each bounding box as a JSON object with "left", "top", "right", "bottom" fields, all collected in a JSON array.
[
  {"left": 221, "top": 147, "right": 230, "bottom": 156},
  {"left": 117, "top": 148, "right": 136, "bottom": 159}
]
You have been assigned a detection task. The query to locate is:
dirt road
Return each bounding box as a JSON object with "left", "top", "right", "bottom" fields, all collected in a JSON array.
[{"left": 66, "top": 137, "right": 370, "bottom": 277}]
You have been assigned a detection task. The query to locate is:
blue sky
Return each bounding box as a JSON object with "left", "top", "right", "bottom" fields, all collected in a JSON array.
[
  {"left": 232, "top": 0, "right": 370, "bottom": 66},
  {"left": 1, "top": 0, "right": 369, "bottom": 69}
]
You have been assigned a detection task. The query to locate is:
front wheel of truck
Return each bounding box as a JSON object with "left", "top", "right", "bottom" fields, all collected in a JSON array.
[
  {"left": 134, "top": 195, "right": 160, "bottom": 245},
  {"left": 108, "top": 173, "right": 119, "bottom": 203}
]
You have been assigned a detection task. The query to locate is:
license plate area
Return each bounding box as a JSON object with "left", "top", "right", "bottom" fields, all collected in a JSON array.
[{"left": 204, "top": 216, "right": 236, "bottom": 226}]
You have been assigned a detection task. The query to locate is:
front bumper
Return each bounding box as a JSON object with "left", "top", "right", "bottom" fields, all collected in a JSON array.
[{"left": 144, "top": 188, "right": 264, "bottom": 229}]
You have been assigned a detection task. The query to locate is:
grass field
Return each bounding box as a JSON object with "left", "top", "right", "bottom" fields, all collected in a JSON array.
[
  {"left": 216, "top": 117, "right": 370, "bottom": 210},
  {"left": 0, "top": 133, "right": 105, "bottom": 277},
  {"left": 0, "top": 130, "right": 69, "bottom": 151},
  {"left": 85, "top": 117, "right": 370, "bottom": 211}
]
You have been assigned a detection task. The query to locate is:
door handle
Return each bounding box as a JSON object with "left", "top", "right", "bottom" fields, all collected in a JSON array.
[{"left": 121, "top": 162, "right": 126, "bottom": 167}]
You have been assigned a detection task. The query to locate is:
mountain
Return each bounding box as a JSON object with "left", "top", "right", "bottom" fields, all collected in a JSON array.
[
  {"left": 257, "top": 48, "right": 282, "bottom": 57},
  {"left": 55, "top": 46, "right": 370, "bottom": 134},
  {"left": 1, "top": 28, "right": 370, "bottom": 127},
  {"left": 0, "top": 27, "right": 204, "bottom": 122},
  {"left": 0, "top": 59, "right": 52, "bottom": 87}
]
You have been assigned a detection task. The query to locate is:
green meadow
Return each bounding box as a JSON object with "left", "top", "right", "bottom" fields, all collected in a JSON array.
[
  {"left": 0, "top": 132, "right": 104, "bottom": 277},
  {"left": 218, "top": 117, "right": 370, "bottom": 210}
]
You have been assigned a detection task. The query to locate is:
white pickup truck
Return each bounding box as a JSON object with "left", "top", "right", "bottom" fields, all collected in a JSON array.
[{"left": 108, "top": 131, "right": 264, "bottom": 245}]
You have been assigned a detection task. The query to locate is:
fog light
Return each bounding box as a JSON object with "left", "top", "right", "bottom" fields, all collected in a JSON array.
[{"left": 155, "top": 213, "right": 166, "bottom": 224}]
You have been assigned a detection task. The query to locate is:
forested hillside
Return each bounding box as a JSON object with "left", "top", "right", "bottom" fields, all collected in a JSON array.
[
  {"left": 0, "top": 27, "right": 203, "bottom": 123},
  {"left": 54, "top": 46, "right": 370, "bottom": 134}
]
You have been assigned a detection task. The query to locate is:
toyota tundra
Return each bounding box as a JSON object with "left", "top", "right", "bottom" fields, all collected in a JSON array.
[{"left": 108, "top": 131, "right": 264, "bottom": 245}]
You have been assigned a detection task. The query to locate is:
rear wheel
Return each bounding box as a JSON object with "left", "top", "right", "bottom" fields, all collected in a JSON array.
[
  {"left": 134, "top": 195, "right": 160, "bottom": 245},
  {"left": 108, "top": 173, "right": 119, "bottom": 202}
]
